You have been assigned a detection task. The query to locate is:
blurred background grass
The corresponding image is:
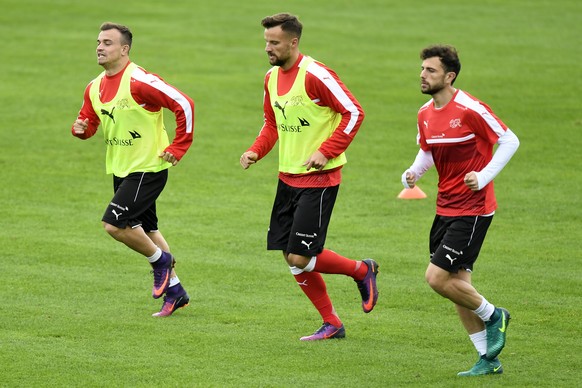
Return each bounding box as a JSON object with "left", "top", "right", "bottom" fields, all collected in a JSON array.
[{"left": 0, "top": 0, "right": 580, "bottom": 386}]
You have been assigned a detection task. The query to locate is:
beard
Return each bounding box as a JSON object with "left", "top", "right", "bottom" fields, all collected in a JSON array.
[
  {"left": 421, "top": 83, "right": 445, "bottom": 95},
  {"left": 267, "top": 50, "right": 291, "bottom": 67},
  {"left": 270, "top": 57, "right": 286, "bottom": 67},
  {"left": 269, "top": 57, "right": 287, "bottom": 67}
]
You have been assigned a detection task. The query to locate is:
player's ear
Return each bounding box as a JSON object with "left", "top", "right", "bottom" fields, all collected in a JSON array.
[{"left": 291, "top": 37, "right": 299, "bottom": 48}]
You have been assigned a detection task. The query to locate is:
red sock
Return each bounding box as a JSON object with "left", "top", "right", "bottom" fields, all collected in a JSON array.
[
  {"left": 313, "top": 249, "right": 368, "bottom": 281},
  {"left": 293, "top": 272, "right": 342, "bottom": 328}
]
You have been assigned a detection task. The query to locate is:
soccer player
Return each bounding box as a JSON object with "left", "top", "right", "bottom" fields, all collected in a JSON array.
[
  {"left": 402, "top": 45, "right": 519, "bottom": 375},
  {"left": 240, "top": 13, "right": 379, "bottom": 341},
  {"left": 71, "top": 22, "right": 194, "bottom": 317}
]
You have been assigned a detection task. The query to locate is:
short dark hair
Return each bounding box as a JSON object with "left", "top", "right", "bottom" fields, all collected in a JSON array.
[
  {"left": 261, "top": 13, "right": 302, "bottom": 39},
  {"left": 421, "top": 45, "right": 461, "bottom": 84},
  {"left": 100, "top": 22, "right": 133, "bottom": 49}
]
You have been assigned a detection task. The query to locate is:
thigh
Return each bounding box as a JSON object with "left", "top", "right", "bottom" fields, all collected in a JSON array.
[
  {"left": 267, "top": 180, "right": 296, "bottom": 251},
  {"left": 286, "top": 185, "right": 339, "bottom": 256},
  {"left": 430, "top": 215, "right": 493, "bottom": 273},
  {"left": 102, "top": 170, "right": 168, "bottom": 230}
]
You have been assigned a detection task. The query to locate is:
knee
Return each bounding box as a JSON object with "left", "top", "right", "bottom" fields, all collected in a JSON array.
[
  {"left": 286, "top": 253, "right": 310, "bottom": 269},
  {"left": 103, "top": 222, "right": 121, "bottom": 238},
  {"left": 425, "top": 266, "right": 446, "bottom": 293}
]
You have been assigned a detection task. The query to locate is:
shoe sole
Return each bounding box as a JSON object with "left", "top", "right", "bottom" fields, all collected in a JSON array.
[
  {"left": 457, "top": 366, "right": 503, "bottom": 377},
  {"left": 300, "top": 326, "right": 346, "bottom": 341},
  {"left": 152, "top": 294, "right": 190, "bottom": 317}
]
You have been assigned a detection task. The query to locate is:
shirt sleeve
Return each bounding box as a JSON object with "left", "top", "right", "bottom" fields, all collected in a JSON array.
[
  {"left": 467, "top": 100, "right": 508, "bottom": 144},
  {"left": 131, "top": 72, "right": 195, "bottom": 161},
  {"left": 248, "top": 72, "right": 279, "bottom": 160},
  {"left": 402, "top": 148, "right": 434, "bottom": 188},
  {"left": 305, "top": 64, "right": 365, "bottom": 159},
  {"left": 475, "top": 128, "right": 520, "bottom": 189},
  {"left": 71, "top": 81, "right": 100, "bottom": 139}
]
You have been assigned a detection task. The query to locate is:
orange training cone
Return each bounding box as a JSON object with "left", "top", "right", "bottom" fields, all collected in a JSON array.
[{"left": 397, "top": 185, "right": 427, "bottom": 199}]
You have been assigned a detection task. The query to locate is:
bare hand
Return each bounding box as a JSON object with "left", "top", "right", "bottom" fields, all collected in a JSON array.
[
  {"left": 303, "top": 150, "right": 328, "bottom": 171},
  {"left": 464, "top": 171, "right": 479, "bottom": 191},
  {"left": 405, "top": 171, "right": 416, "bottom": 188},
  {"left": 160, "top": 151, "right": 179, "bottom": 166},
  {"left": 73, "top": 118, "right": 89, "bottom": 134},
  {"left": 240, "top": 151, "right": 258, "bottom": 169}
]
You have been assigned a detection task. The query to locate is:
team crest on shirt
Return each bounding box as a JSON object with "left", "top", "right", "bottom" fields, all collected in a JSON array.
[
  {"left": 116, "top": 98, "right": 130, "bottom": 110},
  {"left": 449, "top": 118, "right": 462, "bottom": 128},
  {"left": 289, "top": 95, "right": 305, "bottom": 106}
]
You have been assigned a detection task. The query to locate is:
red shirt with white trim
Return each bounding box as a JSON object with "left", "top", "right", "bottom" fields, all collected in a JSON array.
[
  {"left": 248, "top": 54, "right": 364, "bottom": 188},
  {"left": 72, "top": 61, "right": 194, "bottom": 161},
  {"left": 417, "top": 89, "right": 508, "bottom": 216}
]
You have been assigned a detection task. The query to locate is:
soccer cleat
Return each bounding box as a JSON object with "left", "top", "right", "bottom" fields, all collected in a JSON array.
[
  {"left": 151, "top": 252, "right": 175, "bottom": 299},
  {"left": 355, "top": 259, "right": 379, "bottom": 313},
  {"left": 485, "top": 307, "right": 511, "bottom": 359},
  {"left": 300, "top": 322, "right": 346, "bottom": 341},
  {"left": 458, "top": 355, "right": 503, "bottom": 376},
  {"left": 152, "top": 291, "right": 190, "bottom": 317}
]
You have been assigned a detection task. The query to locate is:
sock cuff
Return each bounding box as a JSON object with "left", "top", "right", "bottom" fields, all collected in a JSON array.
[
  {"left": 303, "top": 256, "right": 317, "bottom": 272},
  {"left": 169, "top": 276, "right": 180, "bottom": 288},
  {"left": 469, "top": 329, "right": 487, "bottom": 341},
  {"left": 147, "top": 247, "right": 163, "bottom": 263},
  {"left": 474, "top": 296, "right": 496, "bottom": 321},
  {"left": 289, "top": 266, "right": 304, "bottom": 275}
]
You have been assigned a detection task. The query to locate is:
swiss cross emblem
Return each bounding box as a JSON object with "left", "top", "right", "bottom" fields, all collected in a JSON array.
[{"left": 449, "top": 118, "right": 462, "bottom": 128}]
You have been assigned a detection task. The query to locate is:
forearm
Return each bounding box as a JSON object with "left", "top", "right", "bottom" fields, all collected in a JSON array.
[
  {"left": 402, "top": 148, "right": 434, "bottom": 188},
  {"left": 318, "top": 130, "right": 355, "bottom": 159},
  {"left": 248, "top": 122, "right": 278, "bottom": 160},
  {"left": 165, "top": 104, "right": 194, "bottom": 160},
  {"left": 72, "top": 89, "right": 99, "bottom": 139},
  {"left": 476, "top": 129, "right": 520, "bottom": 189}
]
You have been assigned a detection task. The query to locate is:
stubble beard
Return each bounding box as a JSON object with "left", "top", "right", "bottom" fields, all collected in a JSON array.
[
  {"left": 421, "top": 83, "right": 444, "bottom": 96},
  {"left": 268, "top": 49, "right": 291, "bottom": 68},
  {"left": 269, "top": 56, "right": 287, "bottom": 67}
]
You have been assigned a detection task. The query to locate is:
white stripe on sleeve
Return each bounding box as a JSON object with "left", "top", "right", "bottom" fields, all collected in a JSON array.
[
  {"left": 132, "top": 68, "right": 194, "bottom": 133},
  {"left": 306, "top": 62, "right": 360, "bottom": 135}
]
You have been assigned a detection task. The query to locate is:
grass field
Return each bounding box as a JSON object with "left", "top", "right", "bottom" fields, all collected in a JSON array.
[{"left": 1, "top": 0, "right": 581, "bottom": 386}]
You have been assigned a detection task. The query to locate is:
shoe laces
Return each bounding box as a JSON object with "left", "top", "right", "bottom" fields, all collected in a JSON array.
[
  {"left": 315, "top": 322, "right": 334, "bottom": 334},
  {"left": 356, "top": 281, "right": 369, "bottom": 300}
]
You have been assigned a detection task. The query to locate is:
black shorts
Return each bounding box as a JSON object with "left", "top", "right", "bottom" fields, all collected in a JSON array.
[
  {"left": 101, "top": 170, "right": 168, "bottom": 232},
  {"left": 429, "top": 214, "right": 493, "bottom": 273},
  {"left": 267, "top": 180, "right": 339, "bottom": 256}
]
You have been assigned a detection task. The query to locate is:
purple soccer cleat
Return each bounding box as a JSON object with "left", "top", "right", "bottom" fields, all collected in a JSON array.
[
  {"left": 151, "top": 252, "right": 174, "bottom": 299},
  {"left": 355, "top": 259, "right": 379, "bottom": 313},
  {"left": 300, "top": 322, "right": 346, "bottom": 341},
  {"left": 152, "top": 290, "right": 190, "bottom": 317}
]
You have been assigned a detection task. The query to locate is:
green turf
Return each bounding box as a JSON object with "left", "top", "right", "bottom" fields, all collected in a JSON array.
[{"left": 1, "top": 0, "right": 580, "bottom": 386}]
